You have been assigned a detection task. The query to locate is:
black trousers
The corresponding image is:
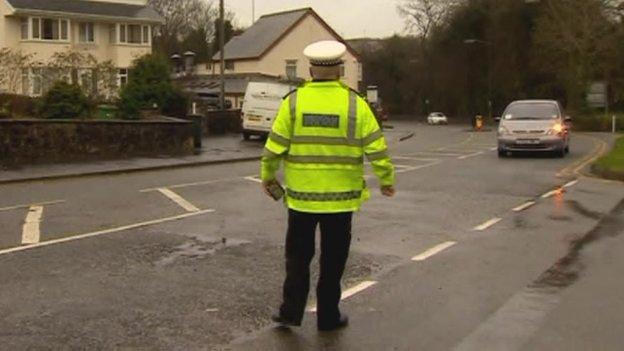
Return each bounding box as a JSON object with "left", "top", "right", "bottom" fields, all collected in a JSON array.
[{"left": 279, "top": 209, "right": 353, "bottom": 326}]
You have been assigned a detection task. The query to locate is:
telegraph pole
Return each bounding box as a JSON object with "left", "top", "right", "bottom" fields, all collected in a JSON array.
[{"left": 219, "top": 0, "right": 226, "bottom": 111}]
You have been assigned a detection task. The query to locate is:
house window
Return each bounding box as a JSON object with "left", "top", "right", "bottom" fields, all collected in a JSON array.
[
  {"left": 21, "top": 68, "right": 43, "bottom": 96},
  {"left": 117, "top": 24, "right": 150, "bottom": 45},
  {"left": 27, "top": 18, "right": 69, "bottom": 41},
  {"left": 225, "top": 60, "right": 234, "bottom": 70},
  {"left": 31, "top": 18, "right": 40, "bottom": 39},
  {"left": 20, "top": 18, "right": 29, "bottom": 39},
  {"left": 79, "top": 23, "right": 95, "bottom": 43},
  {"left": 285, "top": 60, "right": 297, "bottom": 79},
  {"left": 118, "top": 68, "right": 129, "bottom": 87}
]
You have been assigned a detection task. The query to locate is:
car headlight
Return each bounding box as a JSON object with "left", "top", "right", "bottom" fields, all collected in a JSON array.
[
  {"left": 547, "top": 123, "right": 564, "bottom": 136},
  {"left": 498, "top": 126, "right": 511, "bottom": 135}
]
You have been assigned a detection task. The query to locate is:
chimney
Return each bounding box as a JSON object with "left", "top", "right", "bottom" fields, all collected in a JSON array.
[{"left": 184, "top": 51, "right": 196, "bottom": 75}]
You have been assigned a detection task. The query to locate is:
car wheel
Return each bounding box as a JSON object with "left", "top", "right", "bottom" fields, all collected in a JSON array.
[
  {"left": 555, "top": 148, "right": 566, "bottom": 158},
  {"left": 565, "top": 145, "right": 570, "bottom": 154},
  {"left": 243, "top": 132, "right": 251, "bottom": 141},
  {"left": 498, "top": 150, "right": 507, "bottom": 158}
]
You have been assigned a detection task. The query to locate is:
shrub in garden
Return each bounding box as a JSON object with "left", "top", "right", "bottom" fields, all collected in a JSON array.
[
  {"left": 118, "top": 54, "right": 187, "bottom": 119},
  {"left": 39, "top": 81, "right": 90, "bottom": 119}
]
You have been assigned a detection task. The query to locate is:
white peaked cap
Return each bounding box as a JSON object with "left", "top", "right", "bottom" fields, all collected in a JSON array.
[{"left": 303, "top": 40, "right": 347, "bottom": 66}]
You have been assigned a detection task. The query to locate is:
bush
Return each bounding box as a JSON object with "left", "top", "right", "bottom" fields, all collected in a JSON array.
[
  {"left": 573, "top": 114, "right": 624, "bottom": 132},
  {"left": 118, "top": 54, "right": 182, "bottom": 119},
  {"left": 162, "top": 87, "right": 189, "bottom": 118},
  {"left": 0, "top": 93, "right": 38, "bottom": 118},
  {"left": 39, "top": 81, "right": 90, "bottom": 119}
]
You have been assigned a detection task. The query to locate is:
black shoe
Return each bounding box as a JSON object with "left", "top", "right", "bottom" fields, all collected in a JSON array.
[
  {"left": 318, "top": 314, "right": 349, "bottom": 331},
  {"left": 271, "top": 314, "right": 301, "bottom": 327}
]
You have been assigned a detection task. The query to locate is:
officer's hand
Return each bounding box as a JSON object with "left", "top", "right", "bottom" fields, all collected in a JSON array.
[
  {"left": 381, "top": 185, "right": 396, "bottom": 197},
  {"left": 262, "top": 180, "right": 280, "bottom": 198}
]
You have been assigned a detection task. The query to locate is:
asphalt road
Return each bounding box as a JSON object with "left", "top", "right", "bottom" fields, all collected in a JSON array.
[{"left": 0, "top": 122, "right": 623, "bottom": 350}]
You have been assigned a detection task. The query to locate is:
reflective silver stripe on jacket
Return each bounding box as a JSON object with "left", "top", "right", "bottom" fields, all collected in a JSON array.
[
  {"left": 269, "top": 131, "right": 290, "bottom": 147},
  {"left": 287, "top": 189, "right": 362, "bottom": 202},
  {"left": 362, "top": 129, "right": 383, "bottom": 146},
  {"left": 291, "top": 135, "right": 362, "bottom": 146},
  {"left": 365, "top": 149, "right": 389, "bottom": 161},
  {"left": 289, "top": 91, "right": 298, "bottom": 123},
  {"left": 285, "top": 155, "right": 364, "bottom": 165},
  {"left": 347, "top": 91, "right": 357, "bottom": 140}
]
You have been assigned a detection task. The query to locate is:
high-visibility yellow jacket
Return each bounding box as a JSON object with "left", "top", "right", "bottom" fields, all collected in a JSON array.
[{"left": 261, "top": 80, "right": 395, "bottom": 213}]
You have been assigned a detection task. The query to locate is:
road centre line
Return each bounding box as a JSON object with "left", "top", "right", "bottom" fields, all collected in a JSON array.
[
  {"left": 395, "top": 160, "right": 443, "bottom": 174},
  {"left": 393, "top": 155, "right": 440, "bottom": 162},
  {"left": 473, "top": 217, "right": 503, "bottom": 231},
  {"left": 140, "top": 177, "right": 240, "bottom": 192},
  {"left": 157, "top": 188, "right": 200, "bottom": 212},
  {"left": 541, "top": 188, "right": 562, "bottom": 199},
  {"left": 0, "top": 209, "right": 215, "bottom": 256},
  {"left": 21, "top": 206, "right": 43, "bottom": 245},
  {"left": 409, "top": 151, "right": 465, "bottom": 157},
  {"left": 308, "top": 281, "right": 378, "bottom": 313},
  {"left": 513, "top": 201, "right": 536, "bottom": 212},
  {"left": 244, "top": 175, "right": 263, "bottom": 183},
  {"left": 458, "top": 152, "right": 484, "bottom": 160},
  {"left": 0, "top": 200, "right": 65, "bottom": 212},
  {"left": 412, "top": 241, "right": 457, "bottom": 261},
  {"left": 564, "top": 179, "right": 579, "bottom": 188}
]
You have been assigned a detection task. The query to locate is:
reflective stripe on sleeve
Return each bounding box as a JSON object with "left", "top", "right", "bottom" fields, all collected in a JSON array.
[
  {"left": 362, "top": 129, "right": 383, "bottom": 146},
  {"left": 263, "top": 148, "right": 282, "bottom": 159},
  {"left": 347, "top": 91, "right": 357, "bottom": 140},
  {"left": 269, "top": 131, "right": 291, "bottom": 147},
  {"left": 287, "top": 189, "right": 362, "bottom": 202},
  {"left": 365, "top": 149, "right": 389, "bottom": 161},
  {"left": 289, "top": 91, "right": 298, "bottom": 123},
  {"left": 285, "top": 155, "right": 363, "bottom": 165}
]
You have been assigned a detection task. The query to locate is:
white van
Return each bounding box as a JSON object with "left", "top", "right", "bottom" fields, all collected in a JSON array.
[{"left": 241, "top": 81, "right": 297, "bottom": 140}]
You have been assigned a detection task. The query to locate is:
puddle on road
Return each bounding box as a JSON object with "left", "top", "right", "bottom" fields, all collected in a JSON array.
[
  {"left": 532, "top": 200, "right": 624, "bottom": 290},
  {"left": 156, "top": 236, "right": 251, "bottom": 267}
]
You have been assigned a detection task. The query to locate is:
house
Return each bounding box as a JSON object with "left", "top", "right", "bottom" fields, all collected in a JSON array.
[
  {"left": 0, "top": 0, "right": 163, "bottom": 96},
  {"left": 189, "top": 8, "right": 362, "bottom": 109}
]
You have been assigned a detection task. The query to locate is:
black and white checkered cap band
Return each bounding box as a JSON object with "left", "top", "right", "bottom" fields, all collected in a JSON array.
[{"left": 310, "top": 58, "right": 344, "bottom": 66}]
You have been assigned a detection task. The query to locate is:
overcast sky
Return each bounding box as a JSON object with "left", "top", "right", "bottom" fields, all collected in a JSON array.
[{"left": 225, "top": 0, "right": 406, "bottom": 39}]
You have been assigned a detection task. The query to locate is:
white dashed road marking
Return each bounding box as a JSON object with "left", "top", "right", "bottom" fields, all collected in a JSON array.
[
  {"left": 540, "top": 189, "right": 561, "bottom": 199},
  {"left": 157, "top": 188, "right": 200, "bottom": 212},
  {"left": 244, "top": 175, "right": 263, "bottom": 183},
  {"left": 412, "top": 241, "right": 457, "bottom": 261},
  {"left": 308, "top": 281, "right": 378, "bottom": 313},
  {"left": 458, "top": 152, "right": 484, "bottom": 160},
  {"left": 0, "top": 209, "right": 215, "bottom": 256},
  {"left": 512, "top": 201, "right": 536, "bottom": 212},
  {"left": 21, "top": 205, "right": 43, "bottom": 244},
  {"left": 473, "top": 218, "right": 502, "bottom": 231},
  {"left": 564, "top": 180, "right": 579, "bottom": 188},
  {"left": 0, "top": 200, "right": 65, "bottom": 212}
]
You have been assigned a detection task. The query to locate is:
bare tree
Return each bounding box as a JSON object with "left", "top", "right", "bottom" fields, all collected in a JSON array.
[
  {"left": 396, "top": 0, "right": 460, "bottom": 38},
  {"left": 0, "top": 48, "right": 38, "bottom": 95}
]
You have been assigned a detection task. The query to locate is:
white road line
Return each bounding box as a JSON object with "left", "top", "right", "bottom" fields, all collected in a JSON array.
[
  {"left": 410, "top": 151, "right": 464, "bottom": 157},
  {"left": 541, "top": 189, "right": 562, "bottom": 199},
  {"left": 393, "top": 155, "right": 440, "bottom": 162},
  {"left": 412, "top": 241, "right": 457, "bottom": 261},
  {"left": 140, "top": 177, "right": 239, "bottom": 192},
  {"left": 395, "top": 161, "right": 443, "bottom": 174},
  {"left": 564, "top": 180, "right": 579, "bottom": 188},
  {"left": 21, "top": 206, "right": 43, "bottom": 244},
  {"left": 473, "top": 218, "right": 502, "bottom": 231},
  {"left": 157, "top": 188, "right": 200, "bottom": 212},
  {"left": 308, "top": 281, "right": 377, "bottom": 313},
  {"left": 490, "top": 147, "right": 498, "bottom": 151},
  {"left": 458, "top": 152, "right": 484, "bottom": 160},
  {"left": 512, "top": 201, "right": 536, "bottom": 212},
  {"left": 0, "top": 200, "right": 65, "bottom": 212},
  {"left": 244, "top": 176, "right": 263, "bottom": 183},
  {"left": 0, "top": 209, "right": 215, "bottom": 256}
]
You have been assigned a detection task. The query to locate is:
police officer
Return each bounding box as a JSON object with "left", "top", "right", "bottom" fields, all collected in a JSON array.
[{"left": 261, "top": 40, "right": 396, "bottom": 331}]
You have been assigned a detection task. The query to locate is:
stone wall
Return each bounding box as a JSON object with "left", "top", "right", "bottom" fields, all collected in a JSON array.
[{"left": 0, "top": 118, "right": 195, "bottom": 166}]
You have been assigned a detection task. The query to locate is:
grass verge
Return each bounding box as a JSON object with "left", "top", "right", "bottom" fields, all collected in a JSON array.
[{"left": 592, "top": 137, "right": 624, "bottom": 181}]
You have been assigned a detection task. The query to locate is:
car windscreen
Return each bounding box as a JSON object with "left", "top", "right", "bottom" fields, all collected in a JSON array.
[{"left": 503, "top": 103, "right": 559, "bottom": 120}]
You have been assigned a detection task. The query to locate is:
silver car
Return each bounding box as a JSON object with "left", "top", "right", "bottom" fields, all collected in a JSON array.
[{"left": 497, "top": 100, "right": 571, "bottom": 158}]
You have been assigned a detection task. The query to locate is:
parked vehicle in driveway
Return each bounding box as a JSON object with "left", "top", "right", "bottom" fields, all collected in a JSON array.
[
  {"left": 427, "top": 112, "right": 448, "bottom": 125},
  {"left": 497, "top": 100, "right": 571, "bottom": 158},
  {"left": 241, "top": 81, "right": 297, "bottom": 140}
]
